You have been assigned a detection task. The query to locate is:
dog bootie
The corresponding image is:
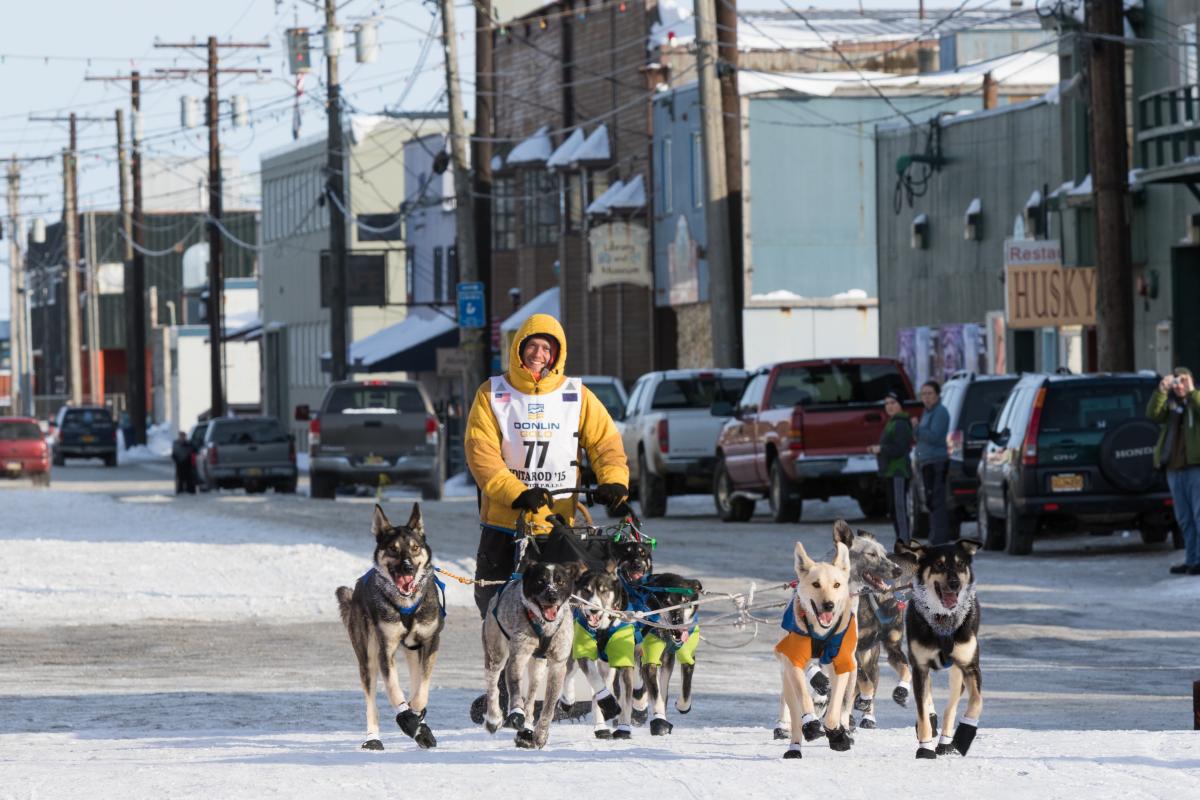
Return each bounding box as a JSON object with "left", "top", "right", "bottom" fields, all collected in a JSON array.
[
  {"left": 651, "top": 718, "right": 674, "bottom": 736},
  {"left": 893, "top": 681, "right": 911, "bottom": 707},
  {"left": 594, "top": 727, "right": 613, "bottom": 740},
  {"left": 594, "top": 689, "right": 621, "bottom": 721},
  {"left": 782, "top": 743, "right": 803, "bottom": 760},
  {"left": 853, "top": 694, "right": 873, "bottom": 713},
  {"left": 773, "top": 726, "right": 789, "bottom": 741},
  {"left": 949, "top": 718, "right": 977, "bottom": 756},
  {"left": 504, "top": 708, "right": 526, "bottom": 730},
  {"left": 916, "top": 740, "right": 937, "bottom": 759},
  {"left": 801, "top": 714, "right": 824, "bottom": 742},
  {"left": 360, "top": 738, "right": 384, "bottom": 751},
  {"left": 825, "top": 726, "right": 853, "bottom": 752},
  {"left": 613, "top": 724, "right": 632, "bottom": 740},
  {"left": 555, "top": 699, "right": 592, "bottom": 722},
  {"left": 858, "top": 714, "right": 877, "bottom": 730},
  {"left": 808, "top": 669, "right": 830, "bottom": 697},
  {"left": 514, "top": 728, "right": 535, "bottom": 749}
]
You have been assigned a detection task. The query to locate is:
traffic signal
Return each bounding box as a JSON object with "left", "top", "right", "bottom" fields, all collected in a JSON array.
[{"left": 286, "top": 28, "right": 312, "bottom": 74}]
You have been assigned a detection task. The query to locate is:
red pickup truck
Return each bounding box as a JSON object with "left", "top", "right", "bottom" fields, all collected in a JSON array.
[{"left": 711, "top": 358, "right": 922, "bottom": 522}]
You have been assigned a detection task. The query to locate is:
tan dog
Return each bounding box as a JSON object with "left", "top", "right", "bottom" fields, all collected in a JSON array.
[{"left": 775, "top": 540, "right": 857, "bottom": 759}]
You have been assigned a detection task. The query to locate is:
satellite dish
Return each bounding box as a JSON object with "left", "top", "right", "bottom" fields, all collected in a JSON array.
[{"left": 182, "top": 243, "right": 209, "bottom": 290}]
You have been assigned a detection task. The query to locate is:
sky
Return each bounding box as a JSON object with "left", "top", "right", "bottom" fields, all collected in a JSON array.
[{"left": 0, "top": 0, "right": 987, "bottom": 320}]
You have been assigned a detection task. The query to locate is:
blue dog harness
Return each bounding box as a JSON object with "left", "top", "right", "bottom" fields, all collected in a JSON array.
[
  {"left": 362, "top": 567, "right": 447, "bottom": 620},
  {"left": 781, "top": 601, "right": 850, "bottom": 666}
]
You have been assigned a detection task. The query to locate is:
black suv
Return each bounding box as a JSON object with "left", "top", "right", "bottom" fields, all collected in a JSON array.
[
  {"left": 911, "top": 372, "right": 1019, "bottom": 538},
  {"left": 976, "top": 373, "right": 1175, "bottom": 555},
  {"left": 52, "top": 406, "right": 118, "bottom": 467}
]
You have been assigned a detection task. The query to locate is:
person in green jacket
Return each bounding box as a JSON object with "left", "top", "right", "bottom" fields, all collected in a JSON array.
[
  {"left": 1147, "top": 367, "right": 1200, "bottom": 575},
  {"left": 869, "top": 390, "right": 914, "bottom": 544}
]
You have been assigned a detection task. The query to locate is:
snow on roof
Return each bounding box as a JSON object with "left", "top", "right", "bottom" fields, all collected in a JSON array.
[
  {"left": 344, "top": 306, "right": 457, "bottom": 369},
  {"left": 735, "top": 50, "right": 1058, "bottom": 99},
  {"left": 501, "top": 287, "right": 560, "bottom": 333},
  {"left": 506, "top": 125, "right": 553, "bottom": 166},
  {"left": 1026, "top": 189, "right": 1043, "bottom": 208},
  {"left": 649, "top": 3, "right": 1047, "bottom": 52},
  {"left": 546, "top": 129, "right": 585, "bottom": 170},
  {"left": 587, "top": 179, "right": 625, "bottom": 216},
  {"left": 608, "top": 174, "right": 646, "bottom": 211},
  {"left": 965, "top": 197, "right": 981, "bottom": 219},
  {"left": 574, "top": 124, "right": 611, "bottom": 165}
]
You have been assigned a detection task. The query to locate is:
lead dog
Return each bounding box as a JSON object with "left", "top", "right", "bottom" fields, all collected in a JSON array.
[
  {"left": 892, "top": 538, "right": 983, "bottom": 759},
  {"left": 481, "top": 559, "right": 582, "bottom": 749},
  {"left": 775, "top": 540, "right": 856, "bottom": 759},
  {"left": 335, "top": 503, "right": 444, "bottom": 751}
]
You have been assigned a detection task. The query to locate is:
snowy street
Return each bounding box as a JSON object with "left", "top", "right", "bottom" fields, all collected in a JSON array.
[{"left": 2, "top": 459, "right": 1198, "bottom": 798}]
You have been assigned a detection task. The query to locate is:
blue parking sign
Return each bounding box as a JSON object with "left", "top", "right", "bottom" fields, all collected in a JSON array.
[{"left": 457, "top": 282, "right": 485, "bottom": 328}]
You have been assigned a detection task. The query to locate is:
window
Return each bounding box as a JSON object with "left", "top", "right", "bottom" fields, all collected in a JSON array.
[
  {"left": 738, "top": 372, "right": 770, "bottom": 413},
  {"left": 1182, "top": 23, "right": 1198, "bottom": 85},
  {"left": 433, "top": 247, "right": 444, "bottom": 304},
  {"left": 405, "top": 249, "right": 415, "bottom": 303},
  {"left": 1039, "top": 382, "right": 1154, "bottom": 435},
  {"left": 567, "top": 173, "right": 583, "bottom": 232},
  {"left": 522, "top": 171, "right": 559, "bottom": 246},
  {"left": 650, "top": 376, "right": 746, "bottom": 410},
  {"left": 356, "top": 213, "right": 403, "bottom": 242},
  {"left": 323, "top": 385, "right": 426, "bottom": 414},
  {"left": 492, "top": 176, "right": 516, "bottom": 250},
  {"left": 691, "top": 132, "right": 704, "bottom": 209},
  {"left": 768, "top": 363, "right": 909, "bottom": 408},
  {"left": 210, "top": 419, "right": 289, "bottom": 445},
  {"left": 960, "top": 379, "right": 1018, "bottom": 432},
  {"left": 661, "top": 136, "right": 673, "bottom": 213},
  {"left": 447, "top": 245, "right": 459, "bottom": 302},
  {"left": 625, "top": 376, "right": 649, "bottom": 418}
]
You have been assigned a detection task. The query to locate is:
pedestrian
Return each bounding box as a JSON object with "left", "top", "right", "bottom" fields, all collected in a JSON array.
[
  {"left": 171, "top": 431, "right": 196, "bottom": 495},
  {"left": 1147, "top": 367, "right": 1200, "bottom": 575},
  {"left": 915, "top": 380, "right": 951, "bottom": 544},
  {"left": 464, "top": 313, "right": 629, "bottom": 618},
  {"left": 869, "top": 389, "right": 913, "bottom": 545}
]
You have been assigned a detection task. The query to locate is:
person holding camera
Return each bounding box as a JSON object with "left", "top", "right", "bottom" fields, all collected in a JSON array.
[{"left": 1148, "top": 367, "right": 1200, "bottom": 575}]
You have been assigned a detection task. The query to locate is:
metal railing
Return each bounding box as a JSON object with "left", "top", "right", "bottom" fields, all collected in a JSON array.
[{"left": 1137, "top": 82, "right": 1200, "bottom": 172}]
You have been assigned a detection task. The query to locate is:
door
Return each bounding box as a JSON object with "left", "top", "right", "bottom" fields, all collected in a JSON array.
[
  {"left": 724, "top": 372, "right": 768, "bottom": 486},
  {"left": 1172, "top": 246, "right": 1200, "bottom": 374}
]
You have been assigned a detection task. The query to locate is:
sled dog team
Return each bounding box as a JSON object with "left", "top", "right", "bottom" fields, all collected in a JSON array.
[{"left": 336, "top": 504, "right": 983, "bottom": 760}]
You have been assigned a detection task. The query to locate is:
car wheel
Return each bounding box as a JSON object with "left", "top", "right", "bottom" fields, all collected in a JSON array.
[
  {"left": 310, "top": 472, "right": 335, "bottom": 500},
  {"left": 275, "top": 479, "right": 298, "bottom": 494},
  {"left": 768, "top": 460, "right": 802, "bottom": 523},
  {"left": 1004, "top": 492, "right": 1034, "bottom": 555},
  {"left": 713, "top": 457, "right": 754, "bottom": 523},
  {"left": 638, "top": 453, "right": 667, "bottom": 518},
  {"left": 979, "top": 490, "right": 1005, "bottom": 551},
  {"left": 1139, "top": 526, "right": 1170, "bottom": 545},
  {"left": 104, "top": 453, "right": 117, "bottom": 468},
  {"left": 421, "top": 481, "right": 444, "bottom": 501},
  {"left": 52, "top": 452, "right": 65, "bottom": 467},
  {"left": 857, "top": 493, "right": 888, "bottom": 520}
]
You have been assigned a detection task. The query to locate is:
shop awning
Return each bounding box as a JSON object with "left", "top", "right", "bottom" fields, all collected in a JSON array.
[
  {"left": 343, "top": 305, "right": 459, "bottom": 373},
  {"left": 574, "top": 123, "right": 611, "bottom": 166},
  {"left": 546, "top": 129, "right": 585, "bottom": 170},
  {"left": 501, "top": 287, "right": 560, "bottom": 333},
  {"left": 506, "top": 125, "right": 553, "bottom": 167},
  {"left": 586, "top": 179, "right": 625, "bottom": 215}
]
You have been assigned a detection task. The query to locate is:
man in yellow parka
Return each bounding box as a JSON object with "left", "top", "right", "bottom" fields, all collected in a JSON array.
[{"left": 466, "top": 313, "right": 629, "bottom": 616}]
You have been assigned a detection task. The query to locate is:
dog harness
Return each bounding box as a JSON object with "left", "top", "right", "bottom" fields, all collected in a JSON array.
[
  {"left": 775, "top": 601, "right": 858, "bottom": 675},
  {"left": 489, "top": 375, "right": 583, "bottom": 496},
  {"left": 491, "top": 583, "right": 558, "bottom": 660},
  {"left": 572, "top": 610, "right": 639, "bottom": 667},
  {"left": 641, "top": 625, "right": 700, "bottom": 667},
  {"left": 909, "top": 583, "right": 976, "bottom": 665},
  {"left": 363, "top": 567, "right": 447, "bottom": 621}
]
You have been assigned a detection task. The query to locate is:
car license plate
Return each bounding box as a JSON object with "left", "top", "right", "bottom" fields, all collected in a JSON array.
[
  {"left": 1050, "top": 473, "right": 1084, "bottom": 492},
  {"left": 81, "top": 435, "right": 95, "bottom": 443},
  {"left": 364, "top": 455, "right": 385, "bottom": 466},
  {"left": 5, "top": 461, "right": 21, "bottom": 472},
  {"left": 244, "top": 468, "right": 263, "bottom": 477}
]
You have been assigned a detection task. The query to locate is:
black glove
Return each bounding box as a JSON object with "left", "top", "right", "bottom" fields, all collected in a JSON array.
[
  {"left": 512, "top": 487, "right": 554, "bottom": 512},
  {"left": 592, "top": 483, "right": 629, "bottom": 513}
]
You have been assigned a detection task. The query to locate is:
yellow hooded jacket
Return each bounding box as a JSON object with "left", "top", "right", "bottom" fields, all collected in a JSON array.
[{"left": 465, "top": 313, "right": 628, "bottom": 533}]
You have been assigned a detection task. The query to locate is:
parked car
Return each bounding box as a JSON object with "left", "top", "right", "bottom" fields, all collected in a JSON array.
[
  {"left": 197, "top": 416, "right": 298, "bottom": 494},
  {"left": 187, "top": 422, "right": 209, "bottom": 490},
  {"left": 52, "top": 405, "right": 118, "bottom": 467},
  {"left": 712, "top": 358, "right": 920, "bottom": 523},
  {"left": 622, "top": 369, "right": 749, "bottom": 517},
  {"left": 0, "top": 417, "right": 51, "bottom": 486},
  {"left": 581, "top": 375, "right": 629, "bottom": 423},
  {"left": 910, "top": 372, "right": 1019, "bottom": 538},
  {"left": 300, "top": 379, "right": 444, "bottom": 500},
  {"left": 976, "top": 372, "right": 1175, "bottom": 555}
]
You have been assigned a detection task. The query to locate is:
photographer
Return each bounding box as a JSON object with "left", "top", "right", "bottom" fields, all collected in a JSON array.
[{"left": 1147, "top": 367, "right": 1200, "bottom": 575}]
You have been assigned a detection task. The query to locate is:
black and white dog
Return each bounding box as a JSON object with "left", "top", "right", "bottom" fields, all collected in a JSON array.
[
  {"left": 481, "top": 559, "right": 582, "bottom": 749},
  {"left": 335, "top": 504, "right": 444, "bottom": 751},
  {"left": 893, "top": 538, "right": 983, "bottom": 759}
]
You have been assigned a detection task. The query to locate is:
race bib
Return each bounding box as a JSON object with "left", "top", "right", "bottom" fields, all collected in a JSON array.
[{"left": 489, "top": 376, "right": 583, "bottom": 493}]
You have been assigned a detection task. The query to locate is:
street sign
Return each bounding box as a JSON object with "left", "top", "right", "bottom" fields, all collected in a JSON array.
[{"left": 457, "top": 281, "right": 485, "bottom": 328}]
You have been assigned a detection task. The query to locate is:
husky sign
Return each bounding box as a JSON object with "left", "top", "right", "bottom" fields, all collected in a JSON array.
[{"left": 1004, "top": 240, "right": 1096, "bottom": 329}]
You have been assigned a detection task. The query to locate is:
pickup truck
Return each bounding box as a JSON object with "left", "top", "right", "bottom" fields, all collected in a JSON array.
[
  {"left": 299, "top": 379, "right": 444, "bottom": 500},
  {"left": 622, "top": 369, "right": 749, "bottom": 517},
  {"left": 197, "top": 416, "right": 298, "bottom": 493},
  {"left": 711, "top": 358, "right": 920, "bottom": 522}
]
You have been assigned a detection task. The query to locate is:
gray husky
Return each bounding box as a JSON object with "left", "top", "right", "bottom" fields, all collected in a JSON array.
[
  {"left": 481, "top": 560, "right": 582, "bottom": 749},
  {"left": 566, "top": 564, "right": 632, "bottom": 738},
  {"left": 336, "top": 503, "right": 444, "bottom": 751}
]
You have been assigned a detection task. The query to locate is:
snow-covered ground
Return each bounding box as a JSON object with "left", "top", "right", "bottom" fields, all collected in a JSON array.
[{"left": 1, "top": 462, "right": 1197, "bottom": 798}]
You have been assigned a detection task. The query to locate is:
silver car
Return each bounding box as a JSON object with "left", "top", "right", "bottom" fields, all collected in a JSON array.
[{"left": 197, "top": 416, "right": 298, "bottom": 494}]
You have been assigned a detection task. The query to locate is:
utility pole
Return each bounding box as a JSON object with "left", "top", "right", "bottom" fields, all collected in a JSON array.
[
  {"left": 694, "top": 0, "right": 737, "bottom": 368},
  {"left": 6, "top": 158, "right": 22, "bottom": 415},
  {"left": 715, "top": 0, "right": 744, "bottom": 367},
  {"left": 1086, "top": 0, "right": 1134, "bottom": 371},
  {"left": 324, "top": 0, "right": 349, "bottom": 383},
  {"left": 438, "top": 0, "right": 483, "bottom": 398},
  {"left": 85, "top": 72, "right": 153, "bottom": 442},
  {"left": 154, "top": 39, "right": 269, "bottom": 417},
  {"left": 473, "top": 0, "right": 494, "bottom": 384},
  {"left": 62, "top": 146, "right": 82, "bottom": 405}
]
